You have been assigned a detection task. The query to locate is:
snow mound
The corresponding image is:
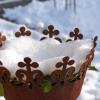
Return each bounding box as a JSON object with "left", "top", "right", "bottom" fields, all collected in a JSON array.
[
  {"left": 0, "top": 35, "right": 93, "bottom": 76},
  {"left": 0, "top": 97, "right": 5, "bottom": 100}
]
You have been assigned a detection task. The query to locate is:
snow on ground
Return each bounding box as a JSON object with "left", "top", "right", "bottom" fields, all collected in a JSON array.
[
  {"left": 0, "top": 97, "right": 4, "bottom": 100},
  {"left": 0, "top": 19, "right": 42, "bottom": 40},
  {"left": 0, "top": 0, "right": 100, "bottom": 100},
  {"left": 2, "top": 0, "right": 100, "bottom": 49},
  {"left": 2, "top": 0, "right": 100, "bottom": 35}
]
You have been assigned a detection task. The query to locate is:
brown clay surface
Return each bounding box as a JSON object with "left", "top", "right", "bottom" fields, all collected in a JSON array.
[{"left": 4, "top": 77, "right": 84, "bottom": 100}]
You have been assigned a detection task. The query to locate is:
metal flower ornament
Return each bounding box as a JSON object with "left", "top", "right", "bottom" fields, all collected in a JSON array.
[
  {"left": 40, "top": 25, "right": 62, "bottom": 43},
  {"left": 15, "top": 26, "right": 31, "bottom": 37},
  {"left": 0, "top": 33, "right": 6, "bottom": 47},
  {"left": 66, "top": 28, "right": 83, "bottom": 42},
  {"left": 0, "top": 61, "right": 3, "bottom": 65},
  {"left": 51, "top": 56, "right": 75, "bottom": 83},
  {"left": 16, "top": 57, "right": 44, "bottom": 85}
]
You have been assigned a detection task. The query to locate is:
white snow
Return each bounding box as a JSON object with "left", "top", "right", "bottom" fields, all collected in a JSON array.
[
  {"left": 0, "top": 32, "right": 93, "bottom": 76},
  {"left": 0, "top": 97, "right": 5, "bottom": 100},
  {"left": 0, "top": 19, "right": 42, "bottom": 40},
  {"left": 0, "top": 0, "right": 100, "bottom": 100},
  {"left": 2, "top": 0, "right": 100, "bottom": 37}
]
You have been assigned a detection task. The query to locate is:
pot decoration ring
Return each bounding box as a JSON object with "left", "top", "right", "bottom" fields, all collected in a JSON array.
[{"left": 0, "top": 25, "right": 98, "bottom": 100}]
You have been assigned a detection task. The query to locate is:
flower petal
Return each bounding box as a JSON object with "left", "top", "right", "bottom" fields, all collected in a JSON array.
[
  {"left": 31, "top": 62, "right": 39, "bottom": 68},
  {"left": 43, "top": 30, "right": 48, "bottom": 35},
  {"left": 63, "top": 56, "right": 69, "bottom": 64},
  {"left": 15, "top": 32, "right": 20, "bottom": 37},
  {"left": 68, "top": 60, "right": 75, "bottom": 65},
  {"left": 69, "top": 32, "right": 74, "bottom": 37},
  {"left": 48, "top": 25, "right": 54, "bottom": 31},
  {"left": 78, "top": 34, "right": 83, "bottom": 39},
  {"left": 56, "top": 62, "right": 63, "bottom": 68},
  {"left": 53, "top": 30, "right": 59, "bottom": 35},
  {"left": 18, "top": 62, "right": 25, "bottom": 68},
  {"left": 25, "top": 30, "right": 31, "bottom": 36},
  {"left": 74, "top": 28, "right": 79, "bottom": 34},
  {"left": 20, "top": 27, "right": 25, "bottom": 32},
  {"left": 24, "top": 57, "right": 31, "bottom": 63}
]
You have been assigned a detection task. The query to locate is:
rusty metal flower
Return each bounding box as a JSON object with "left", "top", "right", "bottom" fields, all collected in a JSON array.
[
  {"left": 16, "top": 57, "right": 44, "bottom": 84},
  {"left": 0, "top": 61, "right": 3, "bottom": 65},
  {"left": 66, "top": 28, "right": 83, "bottom": 42},
  {"left": 51, "top": 56, "right": 75, "bottom": 83},
  {"left": 40, "top": 25, "right": 62, "bottom": 43},
  {"left": 15, "top": 27, "right": 31, "bottom": 37},
  {"left": 0, "top": 33, "right": 6, "bottom": 47},
  {"left": 56, "top": 56, "right": 74, "bottom": 67},
  {"left": 56, "top": 56, "right": 75, "bottom": 75},
  {"left": 0, "top": 67, "right": 11, "bottom": 84}
]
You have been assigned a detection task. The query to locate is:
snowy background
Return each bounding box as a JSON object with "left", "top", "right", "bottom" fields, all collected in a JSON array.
[{"left": 0, "top": 0, "right": 100, "bottom": 100}]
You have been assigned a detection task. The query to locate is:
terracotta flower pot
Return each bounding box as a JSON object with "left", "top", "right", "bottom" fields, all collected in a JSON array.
[
  {"left": 0, "top": 25, "right": 97, "bottom": 100},
  {"left": 3, "top": 78, "right": 84, "bottom": 100}
]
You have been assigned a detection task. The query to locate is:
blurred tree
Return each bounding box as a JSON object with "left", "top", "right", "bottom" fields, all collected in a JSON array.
[
  {"left": 65, "top": 0, "right": 76, "bottom": 13},
  {"left": 36, "top": 0, "right": 49, "bottom": 1},
  {"left": 37, "top": 0, "right": 57, "bottom": 8},
  {"left": 36, "top": 0, "right": 76, "bottom": 12},
  {"left": 53, "top": 0, "right": 56, "bottom": 8},
  {"left": 73, "top": 0, "right": 76, "bottom": 13},
  {"left": 65, "top": 0, "right": 68, "bottom": 10}
]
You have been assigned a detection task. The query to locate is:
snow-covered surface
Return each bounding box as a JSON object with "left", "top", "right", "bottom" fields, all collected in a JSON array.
[
  {"left": 0, "top": 97, "right": 4, "bottom": 100},
  {"left": 0, "top": 32, "right": 93, "bottom": 76},
  {"left": 3, "top": 0, "right": 100, "bottom": 50},
  {"left": 0, "top": 19, "right": 42, "bottom": 40},
  {"left": 0, "top": 0, "right": 100, "bottom": 100},
  {"left": 2, "top": 0, "right": 100, "bottom": 36}
]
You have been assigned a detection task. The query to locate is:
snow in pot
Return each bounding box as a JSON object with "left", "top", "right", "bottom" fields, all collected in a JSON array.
[{"left": 0, "top": 26, "right": 93, "bottom": 77}]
